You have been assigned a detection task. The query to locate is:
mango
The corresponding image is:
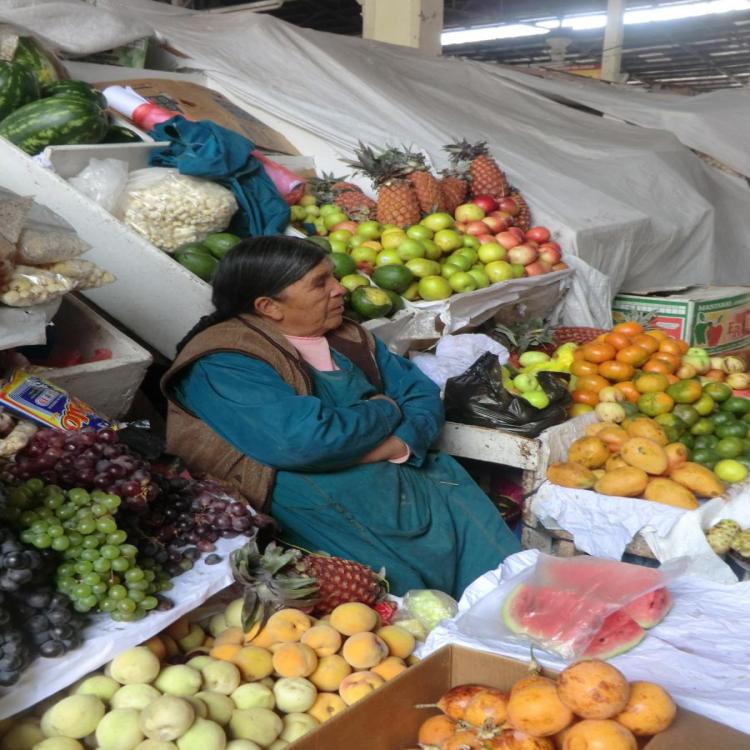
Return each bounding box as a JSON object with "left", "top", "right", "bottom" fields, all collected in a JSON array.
[
  {"left": 567, "top": 437, "right": 610, "bottom": 469},
  {"left": 626, "top": 418, "right": 668, "bottom": 446},
  {"left": 644, "top": 478, "right": 699, "bottom": 509},
  {"left": 671, "top": 462, "right": 725, "bottom": 498},
  {"left": 594, "top": 467, "right": 649, "bottom": 497},
  {"left": 546, "top": 462, "right": 596, "bottom": 489},
  {"left": 621, "top": 438, "right": 668, "bottom": 475}
]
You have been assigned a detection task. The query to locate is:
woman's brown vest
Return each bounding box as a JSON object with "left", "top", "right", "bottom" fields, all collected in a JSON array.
[{"left": 160, "top": 315, "right": 382, "bottom": 511}]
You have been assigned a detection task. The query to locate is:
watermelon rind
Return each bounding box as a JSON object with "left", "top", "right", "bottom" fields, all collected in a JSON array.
[
  {"left": 582, "top": 610, "right": 646, "bottom": 660},
  {"left": 43, "top": 80, "right": 107, "bottom": 110},
  {"left": 0, "top": 60, "right": 40, "bottom": 122},
  {"left": 13, "top": 37, "right": 60, "bottom": 88},
  {"left": 501, "top": 583, "right": 530, "bottom": 635},
  {"left": 621, "top": 587, "right": 672, "bottom": 629}
]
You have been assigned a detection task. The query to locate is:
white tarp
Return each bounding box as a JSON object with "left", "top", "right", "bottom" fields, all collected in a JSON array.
[
  {"left": 421, "top": 549, "right": 750, "bottom": 736},
  {"left": 4, "top": 1, "right": 750, "bottom": 327}
]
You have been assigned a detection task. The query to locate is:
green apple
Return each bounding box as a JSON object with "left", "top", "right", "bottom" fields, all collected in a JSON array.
[
  {"left": 468, "top": 268, "right": 490, "bottom": 289},
  {"left": 433, "top": 229, "right": 463, "bottom": 252},
  {"left": 319, "top": 203, "right": 339, "bottom": 217},
  {"left": 522, "top": 390, "right": 550, "bottom": 409},
  {"left": 328, "top": 229, "right": 352, "bottom": 244},
  {"left": 418, "top": 275, "right": 452, "bottom": 300},
  {"left": 420, "top": 238, "right": 442, "bottom": 260},
  {"left": 356, "top": 220, "right": 381, "bottom": 240},
  {"left": 351, "top": 246, "right": 378, "bottom": 265},
  {"left": 328, "top": 239, "right": 348, "bottom": 254},
  {"left": 313, "top": 218, "right": 328, "bottom": 236},
  {"left": 510, "top": 263, "right": 525, "bottom": 278},
  {"left": 519, "top": 351, "right": 551, "bottom": 367},
  {"left": 462, "top": 235, "right": 481, "bottom": 250},
  {"left": 406, "top": 224, "right": 434, "bottom": 241},
  {"left": 349, "top": 233, "right": 368, "bottom": 248},
  {"left": 445, "top": 253, "right": 471, "bottom": 271},
  {"left": 290, "top": 205, "right": 307, "bottom": 222},
  {"left": 397, "top": 239, "right": 426, "bottom": 261},
  {"left": 304, "top": 205, "right": 320, "bottom": 218},
  {"left": 340, "top": 274, "right": 370, "bottom": 293},
  {"left": 323, "top": 211, "right": 348, "bottom": 230},
  {"left": 299, "top": 195, "right": 317, "bottom": 207},
  {"left": 440, "top": 262, "right": 463, "bottom": 279},
  {"left": 406, "top": 258, "right": 441, "bottom": 278},
  {"left": 376, "top": 249, "right": 403, "bottom": 266},
  {"left": 381, "top": 231, "right": 407, "bottom": 250},
  {"left": 449, "top": 271, "right": 478, "bottom": 294},
  {"left": 455, "top": 248, "right": 478, "bottom": 264},
  {"left": 420, "top": 213, "right": 455, "bottom": 232},
  {"left": 478, "top": 243, "right": 507, "bottom": 264},
  {"left": 513, "top": 373, "right": 539, "bottom": 393},
  {"left": 485, "top": 260, "right": 514, "bottom": 283}
]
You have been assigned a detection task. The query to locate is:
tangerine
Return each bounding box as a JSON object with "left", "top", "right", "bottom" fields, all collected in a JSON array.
[
  {"left": 614, "top": 382, "right": 640, "bottom": 404},
  {"left": 612, "top": 321, "right": 643, "bottom": 337},
  {"left": 634, "top": 373, "right": 669, "bottom": 394},
  {"left": 576, "top": 375, "right": 610, "bottom": 394},
  {"left": 572, "top": 390, "right": 599, "bottom": 406},
  {"left": 651, "top": 351, "right": 680, "bottom": 371},
  {"left": 631, "top": 334, "right": 659, "bottom": 354},
  {"left": 641, "top": 358, "right": 672, "bottom": 376},
  {"left": 677, "top": 339, "right": 689, "bottom": 354},
  {"left": 616, "top": 345, "right": 650, "bottom": 367},
  {"left": 572, "top": 348, "right": 586, "bottom": 361},
  {"left": 598, "top": 361, "right": 635, "bottom": 383},
  {"left": 666, "top": 373, "right": 679, "bottom": 385},
  {"left": 570, "top": 360, "right": 599, "bottom": 378},
  {"left": 658, "top": 339, "right": 682, "bottom": 356},
  {"left": 637, "top": 392, "right": 675, "bottom": 417},
  {"left": 646, "top": 329, "right": 668, "bottom": 342},
  {"left": 581, "top": 342, "right": 616, "bottom": 364},
  {"left": 604, "top": 332, "right": 631, "bottom": 351}
]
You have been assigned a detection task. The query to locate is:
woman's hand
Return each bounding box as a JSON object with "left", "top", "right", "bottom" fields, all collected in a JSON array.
[{"left": 359, "top": 435, "right": 409, "bottom": 464}]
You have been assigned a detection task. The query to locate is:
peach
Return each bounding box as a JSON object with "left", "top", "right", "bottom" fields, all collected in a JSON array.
[
  {"left": 266, "top": 609, "right": 312, "bottom": 643},
  {"left": 329, "top": 602, "right": 378, "bottom": 636},
  {"left": 307, "top": 693, "right": 347, "bottom": 724},
  {"left": 248, "top": 625, "right": 276, "bottom": 649},
  {"left": 371, "top": 656, "right": 407, "bottom": 681},
  {"left": 272, "top": 642, "right": 318, "bottom": 678},
  {"left": 338, "top": 671, "right": 385, "bottom": 706},
  {"left": 300, "top": 625, "right": 342, "bottom": 657},
  {"left": 214, "top": 628, "right": 245, "bottom": 647},
  {"left": 341, "top": 632, "right": 389, "bottom": 669},
  {"left": 376, "top": 626, "right": 416, "bottom": 659},
  {"left": 309, "top": 655, "right": 351, "bottom": 692},
  {"left": 230, "top": 646, "right": 274, "bottom": 681},
  {"left": 141, "top": 636, "right": 167, "bottom": 662},
  {"left": 210, "top": 643, "right": 242, "bottom": 662}
]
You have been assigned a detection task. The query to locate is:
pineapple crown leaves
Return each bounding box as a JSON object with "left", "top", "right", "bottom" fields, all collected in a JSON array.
[
  {"left": 231, "top": 540, "right": 320, "bottom": 633},
  {"left": 492, "top": 317, "right": 555, "bottom": 354},
  {"left": 442, "top": 138, "right": 490, "bottom": 163},
  {"left": 345, "top": 141, "right": 412, "bottom": 187}
]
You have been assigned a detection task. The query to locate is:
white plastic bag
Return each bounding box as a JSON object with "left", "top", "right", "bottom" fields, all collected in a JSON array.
[
  {"left": 69, "top": 158, "right": 129, "bottom": 214},
  {"left": 118, "top": 167, "right": 238, "bottom": 252},
  {"left": 44, "top": 259, "right": 115, "bottom": 290},
  {"left": 15, "top": 225, "right": 90, "bottom": 265},
  {"left": 0, "top": 265, "right": 74, "bottom": 307}
]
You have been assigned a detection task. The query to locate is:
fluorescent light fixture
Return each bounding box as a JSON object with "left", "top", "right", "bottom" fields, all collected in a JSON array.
[{"left": 442, "top": 0, "right": 750, "bottom": 45}]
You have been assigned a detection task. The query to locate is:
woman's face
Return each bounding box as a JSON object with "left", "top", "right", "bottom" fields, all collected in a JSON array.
[{"left": 257, "top": 260, "right": 347, "bottom": 336}]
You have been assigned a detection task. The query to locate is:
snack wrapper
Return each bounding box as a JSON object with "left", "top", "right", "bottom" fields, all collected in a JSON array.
[{"left": 0, "top": 370, "right": 110, "bottom": 431}]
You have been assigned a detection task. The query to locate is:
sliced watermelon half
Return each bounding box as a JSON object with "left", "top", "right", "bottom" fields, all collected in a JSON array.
[
  {"left": 582, "top": 609, "right": 646, "bottom": 660},
  {"left": 621, "top": 587, "right": 672, "bottom": 629}
]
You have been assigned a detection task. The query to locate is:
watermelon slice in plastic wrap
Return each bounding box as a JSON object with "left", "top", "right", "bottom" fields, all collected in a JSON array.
[{"left": 622, "top": 587, "right": 672, "bottom": 628}]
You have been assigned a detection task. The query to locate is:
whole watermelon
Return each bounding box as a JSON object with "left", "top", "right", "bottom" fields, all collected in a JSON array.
[
  {"left": 0, "top": 95, "right": 108, "bottom": 154},
  {"left": 43, "top": 80, "right": 107, "bottom": 110},
  {"left": 0, "top": 61, "right": 40, "bottom": 121},
  {"left": 13, "top": 37, "right": 60, "bottom": 88}
]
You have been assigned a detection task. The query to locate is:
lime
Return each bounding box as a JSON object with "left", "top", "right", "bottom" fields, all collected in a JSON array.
[
  {"left": 743, "top": 412, "right": 750, "bottom": 424},
  {"left": 330, "top": 252, "right": 356, "bottom": 280},
  {"left": 714, "top": 459, "right": 748, "bottom": 484},
  {"left": 737, "top": 457, "right": 750, "bottom": 473},
  {"left": 715, "top": 422, "right": 748, "bottom": 439},
  {"left": 742, "top": 438, "right": 750, "bottom": 456},
  {"left": 672, "top": 404, "right": 700, "bottom": 428},
  {"left": 175, "top": 251, "right": 218, "bottom": 282},
  {"left": 703, "top": 382, "right": 732, "bottom": 402},
  {"left": 715, "top": 437, "right": 744, "bottom": 459},
  {"left": 711, "top": 412, "right": 737, "bottom": 426},
  {"left": 175, "top": 241, "right": 211, "bottom": 257},
  {"left": 720, "top": 396, "right": 750, "bottom": 415},
  {"left": 202, "top": 232, "right": 241, "bottom": 259},
  {"left": 693, "top": 393, "right": 716, "bottom": 416},
  {"left": 692, "top": 449, "right": 719, "bottom": 468},
  {"left": 678, "top": 434, "right": 695, "bottom": 450},
  {"left": 690, "top": 418, "right": 715, "bottom": 436},
  {"left": 694, "top": 435, "right": 719, "bottom": 451}
]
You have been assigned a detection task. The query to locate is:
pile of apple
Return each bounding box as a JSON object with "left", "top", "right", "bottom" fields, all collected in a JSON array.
[{"left": 291, "top": 195, "right": 568, "bottom": 301}]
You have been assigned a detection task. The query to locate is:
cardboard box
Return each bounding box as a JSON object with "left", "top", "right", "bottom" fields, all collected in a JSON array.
[
  {"left": 293, "top": 645, "right": 747, "bottom": 749},
  {"left": 612, "top": 286, "right": 750, "bottom": 354}
]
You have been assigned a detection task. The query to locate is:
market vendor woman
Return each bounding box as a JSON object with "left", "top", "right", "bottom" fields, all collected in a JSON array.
[{"left": 163, "top": 237, "right": 520, "bottom": 597}]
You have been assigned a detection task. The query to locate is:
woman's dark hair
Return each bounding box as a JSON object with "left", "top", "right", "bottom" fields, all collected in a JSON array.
[{"left": 176, "top": 236, "right": 328, "bottom": 353}]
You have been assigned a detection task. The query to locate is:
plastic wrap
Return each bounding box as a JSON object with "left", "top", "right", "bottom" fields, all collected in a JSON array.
[
  {"left": 444, "top": 352, "right": 571, "bottom": 437},
  {"left": 394, "top": 589, "right": 459, "bottom": 639},
  {"left": 15, "top": 225, "right": 90, "bottom": 265},
  {"left": 68, "top": 157, "right": 129, "bottom": 213},
  {"left": 44, "top": 258, "right": 115, "bottom": 290},
  {"left": 0, "top": 264, "right": 74, "bottom": 307},
  {"left": 119, "top": 167, "right": 238, "bottom": 252}
]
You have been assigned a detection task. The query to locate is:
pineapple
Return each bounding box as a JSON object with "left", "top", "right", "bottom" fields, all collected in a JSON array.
[
  {"left": 308, "top": 172, "right": 377, "bottom": 221},
  {"left": 439, "top": 166, "right": 469, "bottom": 215},
  {"left": 231, "top": 540, "right": 387, "bottom": 631},
  {"left": 444, "top": 139, "right": 510, "bottom": 199},
  {"left": 508, "top": 187, "right": 532, "bottom": 232},
  {"left": 346, "top": 143, "right": 421, "bottom": 228},
  {"left": 394, "top": 147, "right": 444, "bottom": 214},
  {"left": 491, "top": 318, "right": 555, "bottom": 357}
]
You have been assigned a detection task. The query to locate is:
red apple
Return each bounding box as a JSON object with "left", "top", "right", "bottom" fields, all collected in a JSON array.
[
  {"left": 455, "top": 203, "right": 485, "bottom": 222},
  {"left": 495, "top": 231, "right": 521, "bottom": 250},
  {"left": 455, "top": 221, "right": 467, "bottom": 232},
  {"left": 466, "top": 220, "right": 490, "bottom": 237},
  {"left": 539, "top": 244, "right": 562, "bottom": 265},
  {"left": 526, "top": 226, "right": 551, "bottom": 243},
  {"left": 482, "top": 215, "right": 509, "bottom": 233},
  {"left": 540, "top": 240, "right": 561, "bottom": 253},
  {"left": 552, "top": 262, "right": 569, "bottom": 271},
  {"left": 525, "top": 260, "right": 553, "bottom": 276},
  {"left": 508, "top": 227, "right": 526, "bottom": 243},
  {"left": 508, "top": 244, "right": 539, "bottom": 265},
  {"left": 497, "top": 197, "right": 519, "bottom": 216},
  {"left": 477, "top": 233, "right": 497, "bottom": 245},
  {"left": 526, "top": 240, "right": 539, "bottom": 250},
  {"left": 472, "top": 194, "right": 498, "bottom": 213}
]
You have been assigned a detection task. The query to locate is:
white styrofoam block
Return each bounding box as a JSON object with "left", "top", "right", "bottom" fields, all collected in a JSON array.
[{"left": 35, "top": 295, "right": 152, "bottom": 419}]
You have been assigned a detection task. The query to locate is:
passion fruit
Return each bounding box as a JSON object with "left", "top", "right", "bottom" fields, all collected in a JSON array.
[{"left": 557, "top": 661, "right": 630, "bottom": 720}]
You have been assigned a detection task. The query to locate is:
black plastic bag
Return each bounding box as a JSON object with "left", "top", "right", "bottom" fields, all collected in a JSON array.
[{"left": 444, "top": 352, "right": 571, "bottom": 437}]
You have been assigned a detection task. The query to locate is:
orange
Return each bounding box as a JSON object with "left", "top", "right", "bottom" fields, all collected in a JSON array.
[
  {"left": 642, "top": 358, "right": 672, "bottom": 375},
  {"left": 572, "top": 389, "right": 599, "bottom": 406},
  {"left": 598, "top": 360, "right": 635, "bottom": 383},
  {"left": 613, "top": 321, "right": 644, "bottom": 337},
  {"left": 616, "top": 345, "right": 650, "bottom": 367},
  {"left": 646, "top": 329, "right": 669, "bottom": 342},
  {"left": 581, "top": 342, "right": 616, "bottom": 364},
  {"left": 666, "top": 379, "right": 703, "bottom": 404},
  {"left": 634, "top": 372, "right": 670, "bottom": 394},
  {"left": 576, "top": 375, "right": 610, "bottom": 394},
  {"left": 677, "top": 339, "right": 689, "bottom": 354},
  {"left": 604, "top": 332, "right": 631, "bottom": 351},
  {"left": 573, "top": 348, "right": 586, "bottom": 361},
  {"left": 614, "top": 381, "right": 641, "bottom": 404},
  {"left": 658, "top": 339, "right": 682, "bottom": 357},
  {"left": 637, "top": 392, "right": 675, "bottom": 417},
  {"left": 652, "top": 351, "right": 680, "bottom": 372},
  {"left": 632, "top": 334, "right": 659, "bottom": 355},
  {"left": 570, "top": 360, "right": 599, "bottom": 378}
]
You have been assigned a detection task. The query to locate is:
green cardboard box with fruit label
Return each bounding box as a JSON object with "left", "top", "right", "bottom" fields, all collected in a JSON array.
[{"left": 613, "top": 287, "right": 750, "bottom": 355}]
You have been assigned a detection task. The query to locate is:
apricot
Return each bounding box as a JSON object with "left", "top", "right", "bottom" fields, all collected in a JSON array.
[
  {"left": 141, "top": 636, "right": 167, "bottom": 662},
  {"left": 376, "top": 625, "right": 416, "bottom": 659},
  {"left": 338, "top": 671, "right": 385, "bottom": 705},
  {"left": 308, "top": 654, "right": 351, "bottom": 692},
  {"left": 341, "top": 632, "right": 389, "bottom": 669},
  {"left": 620, "top": 438, "right": 668, "bottom": 475},
  {"left": 463, "top": 687, "right": 510, "bottom": 729},
  {"left": 557, "top": 661, "right": 630, "bottom": 719},
  {"left": 210, "top": 643, "right": 242, "bottom": 662},
  {"left": 614, "top": 681, "right": 676, "bottom": 735},
  {"left": 417, "top": 714, "right": 457, "bottom": 746},
  {"left": 248, "top": 625, "right": 276, "bottom": 649},
  {"left": 266, "top": 609, "right": 312, "bottom": 643},
  {"left": 208, "top": 612, "right": 228, "bottom": 638},
  {"left": 329, "top": 602, "right": 378, "bottom": 636},
  {"left": 507, "top": 675, "right": 573, "bottom": 738},
  {"left": 272, "top": 642, "right": 318, "bottom": 678},
  {"left": 487, "top": 729, "right": 555, "bottom": 749},
  {"left": 177, "top": 623, "right": 206, "bottom": 653},
  {"left": 561, "top": 719, "right": 636, "bottom": 750},
  {"left": 214, "top": 627, "right": 245, "bottom": 647},
  {"left": 301, "top": 624, "right": 342, "bottom": 657},
  {"left": 371, "top": 656, "right": 407, "bottom": 681},
  {"left": 307, "top": 693, "right": 347, "bottom": 723},
  {"left": 230, "top": 646, "right": 274, "bottom": 681}
]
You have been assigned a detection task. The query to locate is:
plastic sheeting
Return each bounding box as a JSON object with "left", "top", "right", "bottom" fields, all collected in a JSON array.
[
  {"left": 5, "top": 1, "right": 750, "bottom": 327},
  {"left": 421, "top": 549, "right": 750, "bottom": 736}
]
